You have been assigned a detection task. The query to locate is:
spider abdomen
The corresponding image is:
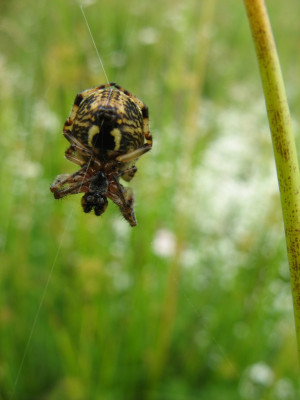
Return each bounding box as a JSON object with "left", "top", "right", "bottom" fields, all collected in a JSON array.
[{"left": 72, "top": 88, "right": 144, "bottom": 157}]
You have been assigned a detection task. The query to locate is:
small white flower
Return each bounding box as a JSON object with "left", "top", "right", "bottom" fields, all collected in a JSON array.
[
  {"left": 139, "top": 27, "right": 159, "bottom": 45},
  {"left": 247, "top": 362, "right": 274, "bottom": 386},
  {"left": 152, "top": 228, "right": 176, "bottom": 257}
]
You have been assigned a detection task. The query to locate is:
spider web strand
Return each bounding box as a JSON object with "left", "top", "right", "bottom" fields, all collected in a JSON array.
[{"left": 80, "top": 4, "right": 110, "bottom": 84}]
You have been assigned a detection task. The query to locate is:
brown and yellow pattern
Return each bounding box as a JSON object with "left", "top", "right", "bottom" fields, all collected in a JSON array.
[{"left": 50, "top": 82, "right": 152, "bottom": 226}]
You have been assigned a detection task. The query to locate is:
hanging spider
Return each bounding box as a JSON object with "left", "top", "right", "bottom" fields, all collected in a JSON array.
[{"left": 50, "top": 82, "right": 152, "bottom": 227}]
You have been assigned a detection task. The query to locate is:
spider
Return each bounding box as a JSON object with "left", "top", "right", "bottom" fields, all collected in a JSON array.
[{"left": 50, "top": 82, "right": 152, "bottom": 227}]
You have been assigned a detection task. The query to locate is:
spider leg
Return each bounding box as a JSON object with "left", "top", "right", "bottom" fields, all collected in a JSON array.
[
  {"left": 62, "top": 132, "right": 94, "bottom": 169},
  {"left": 63, "top": 132, "right": 93, "bottom": 155},
  {"left": 106, "top": 177, "right": 137, "bottom": 226},
  {"left": 118, "top": 165, "right": 137, "bottom": 182},
  {"left": 115, "top": 145, "right": 152, "bottom": 163},
  {"left": 64, "top": 144, "right": 92, "bottom": 166},
  {"left": 50, "top": 167, "right": 91, "bottom": 199}
]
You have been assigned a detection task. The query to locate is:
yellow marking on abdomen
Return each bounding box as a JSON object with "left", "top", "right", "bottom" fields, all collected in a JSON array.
[
  {"left": 110, "top": 128, "right": 122, "bottom": 150},
  {"left": 88, "top": 125, "right": 100, "bottom": 147}
]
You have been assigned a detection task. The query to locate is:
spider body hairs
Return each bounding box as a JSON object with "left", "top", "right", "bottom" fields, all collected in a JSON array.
[{"left": 50, "top": 82, "right": 152, "bottom": 226}]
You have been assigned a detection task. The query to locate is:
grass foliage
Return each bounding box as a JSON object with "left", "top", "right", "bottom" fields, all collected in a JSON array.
[{"left": 1, "top": 0, "right": 300, "bottom": 399}]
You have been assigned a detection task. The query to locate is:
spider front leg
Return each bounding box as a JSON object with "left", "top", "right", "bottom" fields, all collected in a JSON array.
[
  {"left": 64, "top": 132, "right": 93, "bottom": 152},
  {"left": 50, "top": 166, "right": 90, "bottom": 199},
  {"left": 65, "top": 144, "right": 93, "bottom": 167},
  {"left": 118, "top": 165, "right": 138, "bottom": 182},
  {"left": 116, "top": 145, "right": 152, "bottom": 164},
  {"left": 115, "top": 143, "right": 151, "bottom": 183}
]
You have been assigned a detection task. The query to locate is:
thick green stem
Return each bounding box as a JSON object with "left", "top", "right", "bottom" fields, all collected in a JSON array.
[{"left": 243, "top": 0, "right": 300, "bottom": 363}]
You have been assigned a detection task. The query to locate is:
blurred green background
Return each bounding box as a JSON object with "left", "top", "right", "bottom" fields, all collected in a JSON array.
[{"left": 1, "top": 0, "right": 300, "bottom": 399}]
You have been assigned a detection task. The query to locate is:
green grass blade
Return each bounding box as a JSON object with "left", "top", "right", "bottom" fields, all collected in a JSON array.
[{"left": 243, "top": 0, "right": 300, "bottom": 363}]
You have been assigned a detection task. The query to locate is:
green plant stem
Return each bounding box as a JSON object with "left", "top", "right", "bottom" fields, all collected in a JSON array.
[{"left": 243, "top": 0, "right": 300, "bottom": 363}]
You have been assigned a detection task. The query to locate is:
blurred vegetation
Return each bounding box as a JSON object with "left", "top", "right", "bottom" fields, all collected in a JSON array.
[{"left": 0, "top": 0, "right": 300, "bottom": 399}]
